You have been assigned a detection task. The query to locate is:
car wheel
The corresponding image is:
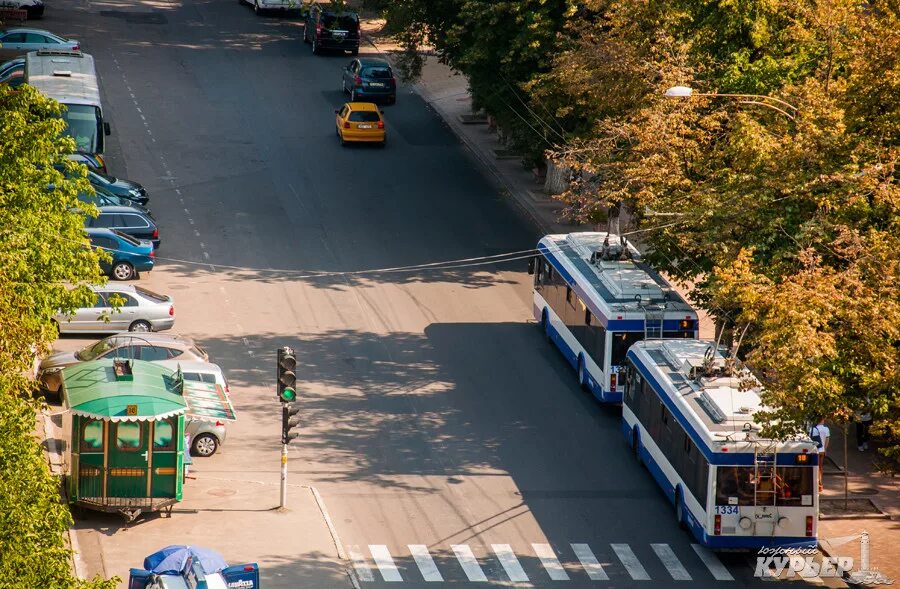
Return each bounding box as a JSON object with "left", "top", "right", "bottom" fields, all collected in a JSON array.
[
  {"left": 111, "top": 261, "right": 135, "bottom": 281},
  {"left": 577, "top": 356, "right": 588, "bottom": 392},
  {"left": 192, "top": 433, "right": 219, "bottom": 457},
  {"left": 312, "top": 37, "right": 320, "bottom": 54},
  {"left": 339, "top": 131, "right": 347, "bottom": 146},
  {"left": 675, "top": 488, "right": 686, "bottom": 529},
  {"left": 254, "top": 0, "right": 261, "bottom": 14},
  {"left": 350, "top": 89, "right": 357, "bottom": 102},
  {"left": 128, "top": 320, "right": 152, "bottom": 332},
  {"left": 341, "top": 79, "right": 347, "bottom": 93}
]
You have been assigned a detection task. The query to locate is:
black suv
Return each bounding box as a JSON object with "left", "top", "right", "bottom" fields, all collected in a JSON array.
[{"left": 304, "top": 5, "right": 359, "bottom": 55}]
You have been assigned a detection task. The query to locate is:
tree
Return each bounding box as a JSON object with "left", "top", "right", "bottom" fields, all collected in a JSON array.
[
  {"left": 546, "top": 0, "right": 899, "bottom": 455},
  {"left": 0, "top": 84, "right": 117, "bottom": 588}
]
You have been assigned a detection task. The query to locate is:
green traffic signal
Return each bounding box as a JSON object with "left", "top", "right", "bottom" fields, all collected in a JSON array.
[{"left": 280, "top": 387, "right": 296, "bottom": 402}]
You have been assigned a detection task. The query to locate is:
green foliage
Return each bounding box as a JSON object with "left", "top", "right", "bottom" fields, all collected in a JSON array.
[
  {"left": 0, "top": 84, "right": 116, "bottom": 588},
  {"left": 546, "top": 0, "right": 899, "bottom": 454}
]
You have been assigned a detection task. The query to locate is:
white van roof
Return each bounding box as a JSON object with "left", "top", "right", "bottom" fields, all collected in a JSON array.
[{"left": 156, "top": 360, "right": 224, "bottom": 376}]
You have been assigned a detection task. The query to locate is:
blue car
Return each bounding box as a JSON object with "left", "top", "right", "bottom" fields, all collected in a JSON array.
[{"left": 86, "top": 228, "right": 154, "bottom": 280}]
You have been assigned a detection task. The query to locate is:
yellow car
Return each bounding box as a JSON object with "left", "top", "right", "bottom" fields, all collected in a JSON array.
[{"left": 335, "top": 102, "right": 386, "bottom": 147}]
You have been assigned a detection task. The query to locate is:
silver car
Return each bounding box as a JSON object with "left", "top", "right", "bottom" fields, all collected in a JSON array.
[
  {"left": 0, "top": 28, "right": 79, "bottom": 51},
  {"left": 53, "top": 284, "right": 174, "bottom": 334},
  {"left": 158, "top": 360, "right": 231, "bottom": 457}
]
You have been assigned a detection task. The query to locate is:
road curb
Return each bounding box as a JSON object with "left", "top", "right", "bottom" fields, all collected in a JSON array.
[
  {"left": 307, "top": 485, "right": 361, "bottom": 589},
  {"left": 359, "top": 32, "right": 554, "bottom": 235},
  {"left": 41, "top": 407, "right": 88, "bottom": 580}
]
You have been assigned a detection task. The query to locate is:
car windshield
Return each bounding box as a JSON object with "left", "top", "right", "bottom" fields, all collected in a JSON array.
[
  {"left": 77, "top": 337, "right": 121, "bottom": 361},
  {"left": 110, "top": 228, "right": 140, "bottom": 246},
  {"left": 363, "top": 67, "right": 392, "bottom": 79},
  {"left": 77, "top": 191, "right": 114, "bottom": 206},
  {"left": 88, "top": 171, "right": 112, "bottom": 186},
  {"left": 62, "top": 104, "right": 101, "bottom": 153},
  {"left": 322, "top": 14, "right": 357, "bottom": 29},
  {"left": 349, "top": 111, "right": 380, "bottom": 122},
  {"left": 135, "top": 286, "right": 169, "bottom": 303}
]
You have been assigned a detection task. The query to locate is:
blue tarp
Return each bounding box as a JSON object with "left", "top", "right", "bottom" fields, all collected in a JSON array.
[{"left": 143, "top": 545, "right": 228, "bottom": 575}]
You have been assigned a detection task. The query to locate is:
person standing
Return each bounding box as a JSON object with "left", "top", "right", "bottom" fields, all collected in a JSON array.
[
  {"left": 857, "top": 410, "right": 873, "bottom": 451},
  {"left": 809, "top": 417, "right": 830, "bottom": 491}
]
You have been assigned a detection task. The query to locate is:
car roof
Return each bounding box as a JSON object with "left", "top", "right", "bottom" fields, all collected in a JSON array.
[
  {"left": 3, "top": 28, "right": 60, "bottom": 36},
  {"left": 105, "top": 332, "right": 194, "bottom": 346},
  {"left": 358, "top": 58, "right": 389, "bottom": 67},
  {"left": 347, "top": 102, "right": 380, "bottom": 112},
  {"left": 89, "top": 283, "right": 138, "bottom": 294},
  {"left": 96, "top": 205, "right": 148, "bottom": 214},
  {"left": 155, "top": 360, "right": 224, "bottom": 375}
]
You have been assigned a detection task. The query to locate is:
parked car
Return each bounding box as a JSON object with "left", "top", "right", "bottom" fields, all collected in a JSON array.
[
  {"left": 84, "top": 205, "right": 159, "bottom": 249},
  {"left": 66, "top": 152, "right": 107, "bottom": 174},
  {"left": 335, "top": 102, "right": 385, "bottom": 146},
  {"left": 342, "top": 58, "right": 396, "bottom": 104},
  {"left": 38, "top": 333, "right": 208, "bottom": 397},
  {"left": 157, "top": 360, "right": 232, "bottom": 457},
  {"left": 0, "top": 62, "right": 24, "bottom": 87},
  {"left": 86, "top": 227, "right": 154, "bottom": 280},
  {"left": 0, "top": 0, "right": 45, "bottom": 19},
  {"left": 0, "top": 28, "right": 78, "bottom": 51},
  {"left": 240, "top": 0, "right": 298, "bottom": 16},
  {"left": 76, "top": 187, "right": 150, "bottom": 214},
  {"left": 0, "top": 57, "right": 24, "bottom": 77},
  {"left": 88, "top": 170, "right": 149, "bottom": 206},
  {"left": 53, "top": 284, "right": 174, "bottom": 334},
  {"left": 303, "top": 5, "right": 359, "bottom": 55}
]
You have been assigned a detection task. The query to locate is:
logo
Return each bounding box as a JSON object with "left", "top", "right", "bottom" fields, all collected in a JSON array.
[
  {"left": 754, "top": 548, "right": 852, "bottom": 579},
  {"left": 227, "top": 581, "right": 254, "bottom": 588}
]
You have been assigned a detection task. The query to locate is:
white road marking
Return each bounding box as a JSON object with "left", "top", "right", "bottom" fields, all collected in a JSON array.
[
  {"left": 199, "top": 242, "right": 205, "bottom": 249},
  {"left": 136, "top": 107, "right": 142, "bottom": 113},
  {"left": 174, "top": 188, "right": 181, "bottom": 195},
  {"left": 570, "top": 543, "right": 609, "bottom": 580},
  {"left": 188, "top": 218, "right": 194, "bottom": 225},
  {"left": 691, "top": 544, "right": 734, "bottom": 581},
  {"left": 369, "top": 545, "right": 402, "bottom": 582},
  {"left": 532, "top": 543, "right": 569, "bottom": 580},
  {"left": 194, "top": 230, "right": 200, "bottom": 237},
  {"left": 651, "top": 544, "right": 691, "bottom": 580},
  {"left": 140, "top": 114, "right": 146, "bottom": 121},
  {"left": 409, "top": 545, "right": 443, "bottom": 582},
  {"left": 203, "top": 252, "right": 210, "bottom": 260},
  {"left": 184, "top": 208, "right": 190, "bottom": 215},
  {"left": 611, "top": 544, "right": 650, "bottom": 580},
  {"left": 348, "top": 546, "right": 374, "bottom": 582},
  {"left": 451, "top": 545, "right": 487, "bottom": 582},
  {"left": 492, "top": 544, "right": 528, "bottom": 582}
]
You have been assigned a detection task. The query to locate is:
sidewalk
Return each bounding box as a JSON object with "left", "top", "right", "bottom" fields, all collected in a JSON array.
[
  {"left": 818, "top": 425, "right": 899, "bottom": 583},
  {"left": 361, "top": 21, "right": 898, "bottom": 584},
  {"left": 41, "top": 409, "right": 351, "bottom": 589}
]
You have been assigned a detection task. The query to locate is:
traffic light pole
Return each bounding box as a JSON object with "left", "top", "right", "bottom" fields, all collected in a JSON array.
[{"left": 280, "top": 442, "right": 288, "bottom": 509}]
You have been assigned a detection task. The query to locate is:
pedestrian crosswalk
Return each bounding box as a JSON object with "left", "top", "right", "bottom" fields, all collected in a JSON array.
[{"left": 347, "top": 542, "right": 737, "bottom": 583}]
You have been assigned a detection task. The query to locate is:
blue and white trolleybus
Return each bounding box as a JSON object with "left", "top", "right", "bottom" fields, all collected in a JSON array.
[
  {"left": 530, "top": 232, "right": 698, "bottom": 402},
  {"left": 623, "top": 339, "right": 819, "bottom": 549}
]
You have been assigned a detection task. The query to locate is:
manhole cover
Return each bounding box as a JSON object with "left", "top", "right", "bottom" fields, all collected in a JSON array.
[{"left": 207, "top": 488, "right": 237, "bottom": 497}]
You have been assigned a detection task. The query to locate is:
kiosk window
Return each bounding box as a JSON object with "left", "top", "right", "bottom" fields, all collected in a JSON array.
[
  {"left": 81, "top": 420, "right": 104, "bottom": 451},
  {"left": 116, "top": 422, "right": 142, "bottom": 450},
  {"left": 153, "top": 419, "right": 175, "bottom": 450}
]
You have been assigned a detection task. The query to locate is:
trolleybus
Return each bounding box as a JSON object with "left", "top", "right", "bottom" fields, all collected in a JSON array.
[
  {"left": 623, "top": 338, "right": 818, "bottom": 549},
  {"left": 530, "top": 232, "right": 698, "bottom": 402},
  {"left": 25, "top": 49, "right": 110, "bottom": 159}
]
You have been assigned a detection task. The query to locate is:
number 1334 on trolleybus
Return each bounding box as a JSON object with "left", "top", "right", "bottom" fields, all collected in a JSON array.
[
  {"left": 529, "top": 232, "right": 698, "bottom": 403},
  {"left": 622, "top": 339, "right": 819, "bottom": 549}
]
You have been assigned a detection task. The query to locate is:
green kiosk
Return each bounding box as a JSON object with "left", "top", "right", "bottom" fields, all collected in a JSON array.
[{"left": 60, "top": 358, "right": 235, "bottom": 522}]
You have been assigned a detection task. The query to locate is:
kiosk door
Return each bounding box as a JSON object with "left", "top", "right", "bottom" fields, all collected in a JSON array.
[{"left": 107, "top": 420, "right": 151, "bottom": 499}]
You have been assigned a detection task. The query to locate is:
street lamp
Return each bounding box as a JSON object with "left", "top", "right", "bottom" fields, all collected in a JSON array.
[{"left": 664, "top": 85, "right": 798, "bottom": 120}]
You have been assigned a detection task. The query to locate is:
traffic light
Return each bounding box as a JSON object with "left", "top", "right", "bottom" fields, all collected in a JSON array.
[
  {"left": 282, "top": 403, "right": 301, "bottom": 445},
  {"left": 276, "top": 346, "right": 297, "bottom": 403}
]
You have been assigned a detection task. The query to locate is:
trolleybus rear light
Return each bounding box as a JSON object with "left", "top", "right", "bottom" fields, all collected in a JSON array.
[
  {"left": 806, "top": 516, "right": 814, "bottom": 536},
  {"left": 610, "top": 374, "right": 617, "bottom": 391},
  {"left": 714, "top": 515, "right": 721, "bottom": 535}
]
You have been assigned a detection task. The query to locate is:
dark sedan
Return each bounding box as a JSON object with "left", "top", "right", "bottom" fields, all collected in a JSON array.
[
  {"left": 84, "top": 206, "right": 160, "bottom": 249},
  {"left": 89, "top": 170, "right": 149, "bottom": 206},
  {"left": 341, "top": 57, "right": 396, "bottom": 104}
]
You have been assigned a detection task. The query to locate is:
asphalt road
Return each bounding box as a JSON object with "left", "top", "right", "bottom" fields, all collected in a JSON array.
[{"left": 43, "top": 0, "right": 819, "bottom": 587}]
